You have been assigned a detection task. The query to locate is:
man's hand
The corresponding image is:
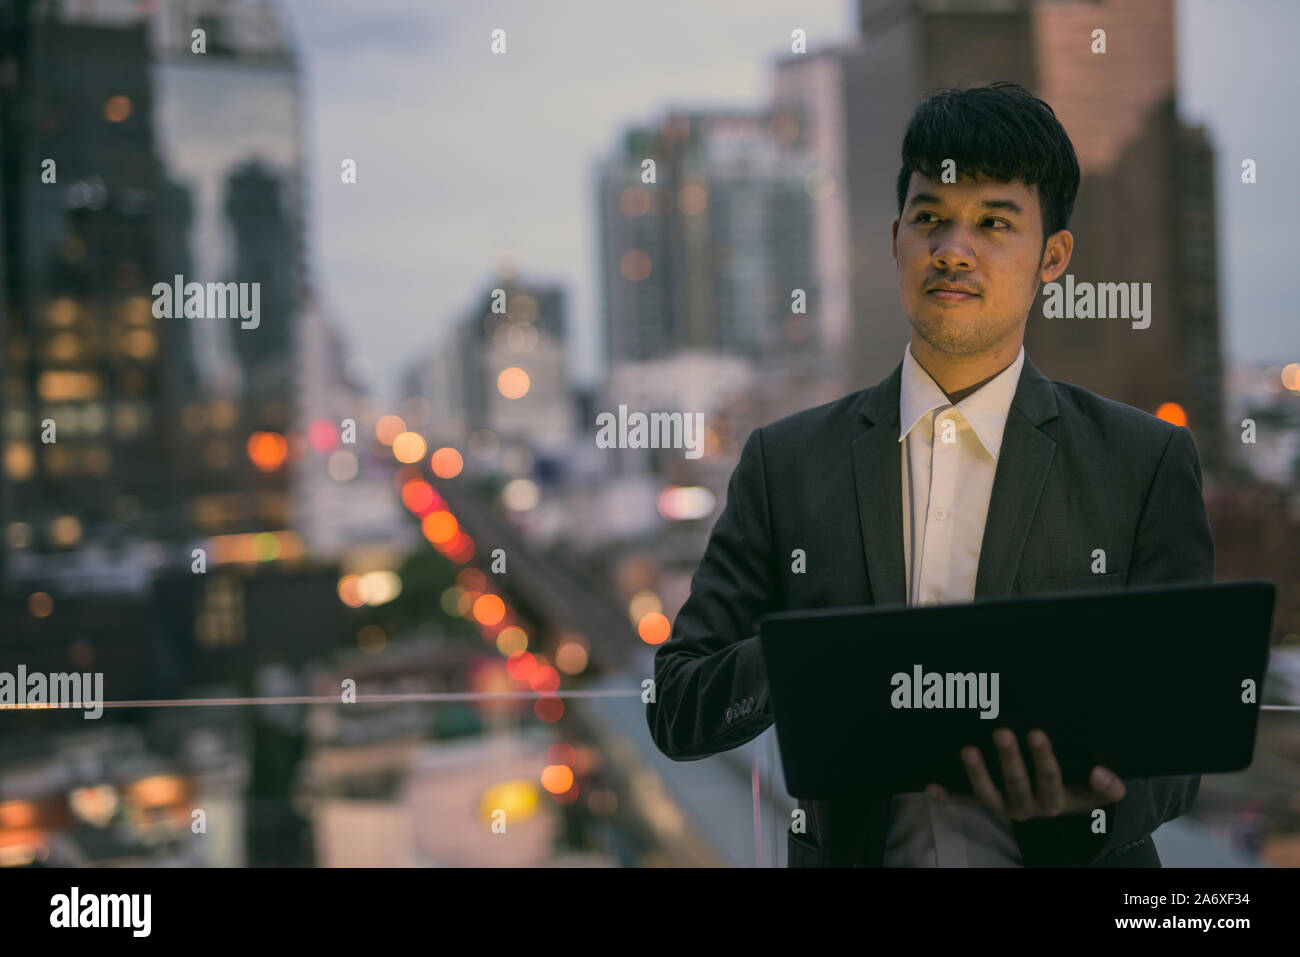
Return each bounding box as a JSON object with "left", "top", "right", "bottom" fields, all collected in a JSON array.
[{"left": 924, "top": 728, "right": 1126, "bottom": 821}]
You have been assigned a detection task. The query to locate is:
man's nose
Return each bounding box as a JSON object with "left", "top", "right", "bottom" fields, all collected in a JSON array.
[{"left": 931, "top": 226, "right": 977, "bottom": 271}]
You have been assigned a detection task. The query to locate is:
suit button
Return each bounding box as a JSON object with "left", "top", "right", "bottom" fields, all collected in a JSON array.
[{"left": 725, "top": 706, "right": 734, "bottom": 723}]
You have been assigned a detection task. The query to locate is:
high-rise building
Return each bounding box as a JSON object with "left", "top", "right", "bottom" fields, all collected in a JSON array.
[
  {"left": 0, "top": 2, "right": 184, "bottom": 592},
  {"left": 149, "top": 0, "right": 305, "bottom": 539},
  {"left": 596, "top": 110, "right": 820, "bottom": 374}
]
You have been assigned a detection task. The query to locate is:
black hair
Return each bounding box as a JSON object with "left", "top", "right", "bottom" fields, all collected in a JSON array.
[{"left": 895, "top": 81, "right": 1080, "bottom": 248}]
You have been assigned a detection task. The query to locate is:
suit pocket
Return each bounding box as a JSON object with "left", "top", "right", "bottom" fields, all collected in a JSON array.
[
  {"left": 787, "top": 828, "right": 825, "bottom": 868},
  {"left": 1013, "top": 570, "right": 1127, "bottom": 596}
]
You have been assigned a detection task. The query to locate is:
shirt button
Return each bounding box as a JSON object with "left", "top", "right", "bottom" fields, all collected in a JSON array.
[{"left": 934, "top": 507, "right": 947, "bottom": 520}]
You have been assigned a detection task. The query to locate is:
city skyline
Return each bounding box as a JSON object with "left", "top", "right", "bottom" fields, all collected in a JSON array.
[{"left": 284, "top": 0, "right": 1297, "bottom": 408}]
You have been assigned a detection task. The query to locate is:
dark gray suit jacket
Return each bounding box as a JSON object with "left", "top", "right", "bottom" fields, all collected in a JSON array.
[{"left": 646, "top": 350, "right": 1213, "bottom": 866}]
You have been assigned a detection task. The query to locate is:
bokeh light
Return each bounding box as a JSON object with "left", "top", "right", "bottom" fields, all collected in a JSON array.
[
  {"left": 422, "top": 510, "right": 458, "bottom": 544},
  {"left": 473, "top": 593, "right": 505, "bottom": 626},
  {"left": 540, "top": 764, "right": 574, "bottom": 794},
  {"left": 1155, "top": 402, "right": 1187, "bottom": 427},
  {"left": 638, "top": 611, "right": 671, "bottom": 645},
  {"left": 391, "top": 431, "right": 427, "bottom": 464},
  {"left": 375, "top": 414, "right": 406, "bottom": 446},
  {"left": 497, "top": 367, "right": 530, "bottom": 399},
  {"left": 431, "top": 446, "right": 464, "bottom": 478},
  {"left": 247, "top": 431, "right": 288, "bottom": 471}
]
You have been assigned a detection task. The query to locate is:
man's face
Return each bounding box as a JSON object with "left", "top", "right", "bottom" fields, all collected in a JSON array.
[{"left": 892, "top": 172, "right": 1071, "bottom": 359}]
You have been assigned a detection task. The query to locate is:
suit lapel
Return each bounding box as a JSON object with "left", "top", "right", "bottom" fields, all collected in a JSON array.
[{"left": 851, "top": 359, "right": 907, "bottom": 607}]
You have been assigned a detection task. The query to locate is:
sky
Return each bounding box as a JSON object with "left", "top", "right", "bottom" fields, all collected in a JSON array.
[{"left": 279, "top": 0, "right": 1298, "bottom": 408}]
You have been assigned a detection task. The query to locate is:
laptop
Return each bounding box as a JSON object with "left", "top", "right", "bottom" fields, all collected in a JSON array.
[{"left": 757, "top": 580, "right": 1275, "bottom": 800}]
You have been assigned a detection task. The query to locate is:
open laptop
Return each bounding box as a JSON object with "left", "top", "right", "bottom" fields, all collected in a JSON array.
[{"left": 757, "top": 580, "right": 1275, "bottom": 800}]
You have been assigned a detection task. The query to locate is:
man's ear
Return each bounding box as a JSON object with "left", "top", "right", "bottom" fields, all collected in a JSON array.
[
  {"left": 891, "top": 217, "right": 900, "bottom": 265},
  {"left": 1039, "top": 229, "right": 1074, "bottom": 284}
]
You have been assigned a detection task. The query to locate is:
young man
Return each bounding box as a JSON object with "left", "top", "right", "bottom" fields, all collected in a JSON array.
[{"left": 645, "top": 82, "right": 1212, "bottom": 867}]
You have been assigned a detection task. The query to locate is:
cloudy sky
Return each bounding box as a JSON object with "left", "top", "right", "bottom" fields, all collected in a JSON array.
[{"left": 279, "top": 0, "right": 1298, "bottom": 407}]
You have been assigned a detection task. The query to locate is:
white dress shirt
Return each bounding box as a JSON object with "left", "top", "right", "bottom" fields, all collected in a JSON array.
[{"left": 881, "top": 340, "right": 1027, "bottom": 867}]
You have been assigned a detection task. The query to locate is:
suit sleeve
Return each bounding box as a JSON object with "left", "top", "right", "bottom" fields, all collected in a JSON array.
[
  {"left": 646, "top": 426, "right": 778, "bottom": 760},
  {"left": 1014, "top": 424, "right": 1213, "bottom": 865}
]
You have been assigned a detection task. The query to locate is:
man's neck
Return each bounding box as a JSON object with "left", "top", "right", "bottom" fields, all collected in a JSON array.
[
  {"left": 909, "top": 338, "right": 1021, "bottom": 405},
  {"left": 944, "top": 367, "right": 1005, "bottom": 405}
]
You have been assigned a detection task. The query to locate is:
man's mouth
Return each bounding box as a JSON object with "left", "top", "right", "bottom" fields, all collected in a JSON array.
[{"left": 927, "top": 289, "right": 977, "bottom": 302}]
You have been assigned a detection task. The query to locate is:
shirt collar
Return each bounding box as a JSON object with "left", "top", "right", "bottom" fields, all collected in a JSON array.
[{"left": 897, "top": 341, "right": 1026, "bottom": 460}]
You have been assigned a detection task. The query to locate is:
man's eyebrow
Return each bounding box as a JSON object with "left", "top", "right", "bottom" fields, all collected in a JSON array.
[{"left": 905, "top": 192, "right": 1026, "bottom": 216}]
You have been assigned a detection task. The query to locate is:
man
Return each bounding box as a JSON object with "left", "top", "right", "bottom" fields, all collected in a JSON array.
[{"left": 644, "top": 82, "right": 1212, "bottom": 867}]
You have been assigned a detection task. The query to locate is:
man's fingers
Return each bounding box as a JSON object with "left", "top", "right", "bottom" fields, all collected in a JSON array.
[
  {"left": 1089, "top": 765, "right": 1127, "bottom": 803},
  {"left": 961, "top": 745, "right": 1006, "bottom": 813},
  {"left": 994, "top": 728, "right": 1034, "bottom": 817},
  {"left": 1029, "top": 729, "right": 1067, "bottom": 815}
]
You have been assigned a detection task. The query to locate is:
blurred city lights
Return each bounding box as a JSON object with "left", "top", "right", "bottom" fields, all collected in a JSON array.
[
  {"left": 27, "top": 592, "right": 53, "bottom": 618},
  {"left": 49, "top": 514, "right": 83, "bottom": 546},
  {"left": 540, "top": 765, "right": 574, "bottom": 795},
  {"left": 478, "top": 781, "right": 539, "bottom": 824},
  {"left": 638, "top": 611, "right": 671, "bottom": 645},
  {"left": 505, "top": 650, "right": 536, "bottom": 683},
  {"left": 497, "top": 367, "right": 530, "bottom": 399},
  {"left": 1281, "top": 363, "right": 1300, "bottom": 392},
  {"left": 628, "top": 589, "right": 662, "bottom": 623},
  {"left": 430, "top": 446, "right": 464, "bottom": 478},
  {"left": 619, "top": 249, "right": 652, "bottom": 281},
  {"left": 658, "top": 485, "right": 716, "bottom": 521},
  {"left": 496, "top": 625, "right": 528, "bottom": 655},
  {"left": 204, "top": 530, "right": 303, "bottom": 564},
  {"left": 68, "top": 785, "right": 118, "bottom": 828},
  {"left": 528, "top": 664, "right": 560, "bottom": 693},
  {"left": 422, "top": 510, "right": 458, "bottom": 544},
  {"left": 337, "top": 575, "right": 365, "bottom": 608},
  {"left": 455, "top": 568, "right": 487, "bottom": 591},
  {"left": 103, "top": 94, "right": 131, "bottom": 122},
  {"left": 0, "top": 801, "right": 37, "bottom": 829},
  {"left": 400, "top": 478, "right": 437, "bottom": 514},
  {"left": 501, "top": 477, "right": 539, "bottom": 511},
  {"left": 1155, "top": 402, "right": 1187, "bottom": 427},
  {"left": 308, "top": 418, "right": 339, "bottom": 452},
  {"left": 125, "top": 775, "right": 185, "bottom": 808},
  {"left": 246, "top": 431, "right": 288, "bottom": 471},
  {"left": 534, "top": 696, "right": 564, "bottom": 723},
  {"left": 554, "top": 639, "right": 588, "bottom": 675},
  {"left": 473, "top": 593, "right": 505, "bottom": 626},
  {"left": 374, "top": 414, "right": 406, "bottom": 446},
  {"left": 357, "top": 570, "right": 402, "bottom": 605},
  {"left": 327, "top": 450, "right": 358, "bottom": 481},
  {"left": 456, "top": 589, "right": 480, "bottom": 618},
  {"left": 391, "top": 431, "right": 427, "bottom": 464}
]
